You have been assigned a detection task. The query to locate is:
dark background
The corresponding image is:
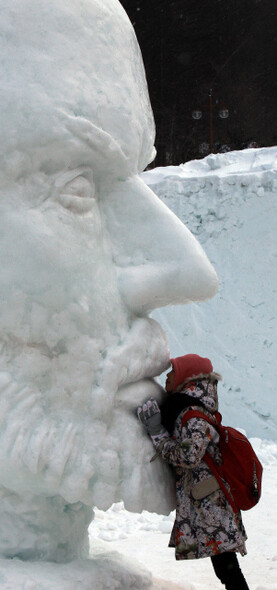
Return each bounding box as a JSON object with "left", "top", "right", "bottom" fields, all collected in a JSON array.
[{"left": 120, "top": 0, "right": 277, "bottom": 166}]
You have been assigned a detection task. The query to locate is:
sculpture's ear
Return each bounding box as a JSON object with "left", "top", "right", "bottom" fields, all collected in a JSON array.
[{"left": 54, "top": 167, "right": 96, "bottom": 213}]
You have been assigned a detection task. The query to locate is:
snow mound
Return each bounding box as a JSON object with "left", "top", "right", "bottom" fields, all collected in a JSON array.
[{"left": 0, "top": 549, "right": 152, "bottom": 590}]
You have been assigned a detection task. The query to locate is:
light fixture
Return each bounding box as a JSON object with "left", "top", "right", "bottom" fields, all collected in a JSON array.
[
  {"left": 219, "top": 108, "right": 229, "bottom": 119},
  {"left": 192, "top": 109, "right": 202, "bottom": 120}
]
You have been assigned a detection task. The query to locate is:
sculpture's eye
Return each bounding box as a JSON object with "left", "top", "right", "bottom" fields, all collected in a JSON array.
[
  {"left": 62, "top": 176, "right": 93, "bottom": 200},
  {"left": 56, "top": 169, "right": 96, "bottom": 213}
]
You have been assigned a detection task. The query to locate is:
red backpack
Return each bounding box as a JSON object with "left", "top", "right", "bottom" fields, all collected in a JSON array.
[{"left": 181, "top": 409, "right": 263, "bottom": 514}]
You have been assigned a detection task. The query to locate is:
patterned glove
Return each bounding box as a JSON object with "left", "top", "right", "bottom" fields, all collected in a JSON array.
[{"left": 137, "top": 398, "right": 167, "bottom": 436}]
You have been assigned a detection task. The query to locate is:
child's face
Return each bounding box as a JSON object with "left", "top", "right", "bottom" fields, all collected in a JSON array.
[{"left": 165, "top": 369, "right": 175, "bottom": 393}]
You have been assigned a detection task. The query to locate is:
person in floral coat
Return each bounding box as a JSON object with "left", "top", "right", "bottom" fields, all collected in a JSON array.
[{"left": 137, "top": 354, "right": 250, "bottom": 590}]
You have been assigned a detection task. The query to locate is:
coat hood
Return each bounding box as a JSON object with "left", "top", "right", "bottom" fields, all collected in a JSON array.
[{"left": 170, "top": 354, "right": 221, "bottom": 392}]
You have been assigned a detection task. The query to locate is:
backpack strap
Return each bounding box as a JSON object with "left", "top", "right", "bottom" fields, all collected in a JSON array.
[{"left": 181, "top": 409, "right": 239, "bottom": 514}]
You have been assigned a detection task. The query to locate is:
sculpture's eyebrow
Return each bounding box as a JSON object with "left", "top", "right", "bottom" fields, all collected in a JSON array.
[{"left": 63, "top": 112, "right": 130, "bottom": 178}]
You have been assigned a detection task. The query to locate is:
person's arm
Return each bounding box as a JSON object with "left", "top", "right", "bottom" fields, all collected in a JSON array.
[{"left": 137, "top": 400, "right": 212, "bottom": 468}]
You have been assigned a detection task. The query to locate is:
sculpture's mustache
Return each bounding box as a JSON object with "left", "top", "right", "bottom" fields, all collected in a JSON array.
[
  {"left": 102, "top": 317, "right": 170, "bottom": 390},
  {"left": 1, "top": 315, "right": 169, "bottom": 383}
]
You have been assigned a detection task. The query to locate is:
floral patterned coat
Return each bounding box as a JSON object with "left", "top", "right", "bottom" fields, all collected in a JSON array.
[{"left": 151, "top": 379, "right": 247, "bottom": 560}]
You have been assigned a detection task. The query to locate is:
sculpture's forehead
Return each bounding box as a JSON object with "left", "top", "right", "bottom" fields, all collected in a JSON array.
[{"left": 0, "top": 0, "right": 155, "bottom": 175}]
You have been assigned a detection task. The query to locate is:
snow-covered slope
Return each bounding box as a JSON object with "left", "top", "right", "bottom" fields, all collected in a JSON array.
[{"left": 142, "top": 147, "right": 277, "bottom": 440}]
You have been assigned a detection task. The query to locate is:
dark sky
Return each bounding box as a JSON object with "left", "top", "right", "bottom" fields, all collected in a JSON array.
[{"left": 121, "top": 0, "right": 277, "bottom": 165}]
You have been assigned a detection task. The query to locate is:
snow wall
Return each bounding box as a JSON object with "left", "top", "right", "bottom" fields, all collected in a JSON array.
[{"left": 142, "top": 146, "right": 277, "bottom": 441}]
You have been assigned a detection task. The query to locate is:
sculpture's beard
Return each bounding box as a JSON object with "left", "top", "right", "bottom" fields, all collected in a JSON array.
[{"left": 0, "top": 312, "right": 171, "bottom": 512}]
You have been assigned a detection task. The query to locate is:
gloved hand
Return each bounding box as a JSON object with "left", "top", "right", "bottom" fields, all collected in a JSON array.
[{"left": 137, "top": 398, "right": 167, "bottom": 436}]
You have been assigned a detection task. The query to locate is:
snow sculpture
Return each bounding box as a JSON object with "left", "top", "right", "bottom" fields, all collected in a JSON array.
[{"left": 0, "top": 0, "right": 218, "bottom": 578}]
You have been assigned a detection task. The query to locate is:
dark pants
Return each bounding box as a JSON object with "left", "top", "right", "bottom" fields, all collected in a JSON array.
[{"left": 211, "top": 552, "right": 250, "bottom": 590}]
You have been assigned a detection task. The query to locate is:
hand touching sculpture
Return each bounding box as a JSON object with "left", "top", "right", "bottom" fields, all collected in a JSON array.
[{"left": 137, "top": 399, "right": 166, "bottom": 436}]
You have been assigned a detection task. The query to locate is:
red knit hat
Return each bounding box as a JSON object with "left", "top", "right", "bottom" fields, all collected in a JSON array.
[{"left": 170, "top": 354, "right": 213, "bottom": 390}]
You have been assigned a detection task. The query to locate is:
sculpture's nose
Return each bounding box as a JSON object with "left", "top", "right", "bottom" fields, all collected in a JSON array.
[{"left": 101, "top": 176, "right": 218, "bottom": 314}]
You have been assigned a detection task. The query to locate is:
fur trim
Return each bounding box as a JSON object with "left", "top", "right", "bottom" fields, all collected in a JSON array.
[{"left": 176, "top": 371, "right": 222, "bottom": 391}]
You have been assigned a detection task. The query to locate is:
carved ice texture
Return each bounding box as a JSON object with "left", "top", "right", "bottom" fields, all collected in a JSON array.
[{"left": 0, "top": 0, "right": 218, "bottom": 566}]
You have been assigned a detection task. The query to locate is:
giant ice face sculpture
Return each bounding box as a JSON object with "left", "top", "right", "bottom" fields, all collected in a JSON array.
[{"left": 0, "top": 0, "right": 218, "bottom": 562}]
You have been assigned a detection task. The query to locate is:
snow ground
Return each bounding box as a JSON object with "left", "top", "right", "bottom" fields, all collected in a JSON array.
[{"left": 90, "top": 438, "right": 277, "bottom": 590}]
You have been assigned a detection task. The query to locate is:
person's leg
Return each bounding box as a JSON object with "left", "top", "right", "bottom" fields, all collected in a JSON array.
[{"left": 211, "top": 552, "right": 250, "bottom": 590}]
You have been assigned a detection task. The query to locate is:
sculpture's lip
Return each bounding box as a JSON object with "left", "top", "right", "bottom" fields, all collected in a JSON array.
[{"left": 105, "top": 316, "right": 170, "bottom": 392}]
